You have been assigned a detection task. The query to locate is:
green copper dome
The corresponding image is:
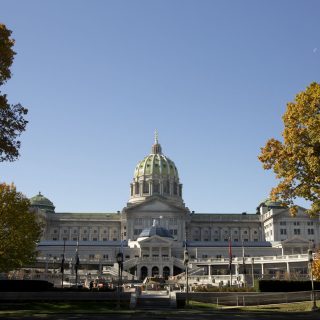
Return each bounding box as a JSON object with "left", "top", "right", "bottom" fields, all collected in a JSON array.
[
  {"left": 30, "top": 192, "right": 55, "bottom": 213},
  {"left": 134, "top": 154, "right": 179, "bottom": 180},
  {"left": 128, "top": 132, "right": 183, "bottom": 205}
]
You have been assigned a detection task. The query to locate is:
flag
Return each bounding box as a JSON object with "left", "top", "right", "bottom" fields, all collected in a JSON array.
[{"left": 229, "top": 237, "right": 232, "bottom": 274}]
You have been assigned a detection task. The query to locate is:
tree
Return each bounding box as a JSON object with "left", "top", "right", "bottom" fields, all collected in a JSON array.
[
  {"left": 0, "top": 24, "right": 28, "bottom": 162},
  {"left": 312, "top": 251, "right": 320, "bottom": 281},
  {"left": 0, "top": 183, "right": 42, "bottom": 272},
  {"left": 259, "top": 82, "right": 320, "bottom": 216}
]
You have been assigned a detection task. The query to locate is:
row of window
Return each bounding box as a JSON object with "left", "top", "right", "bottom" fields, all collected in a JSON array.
[
  {"left": 192, "top": 238, "right": 258, "bottom": 242},
  {"left": 134, "top": 218, "right": 178, "bottom": 226},
  {"left": 192, "top": 229, "right": 258, "bottom": 235},
  {"left": 280, "top": 228, "right": 314, "bottom": 235},
  {"left": 52, "top": 237, "right": 119, "bottom": 241}
]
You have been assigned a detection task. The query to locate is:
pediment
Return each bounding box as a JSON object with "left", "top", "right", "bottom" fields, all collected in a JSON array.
[
  {"left": 125, "top": 197, "right": 187, "bottom": 213},
  {"left": 282, "top": 236, "right": 310, "bottom": 245}
]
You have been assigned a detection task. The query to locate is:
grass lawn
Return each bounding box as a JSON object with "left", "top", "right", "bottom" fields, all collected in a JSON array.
[
  {"left": 188, "top": 300, "right": 320, "bottom": 312},
  {"left": 0, "top": 301, "right": 131, "bottom": 317},
  {"left": 1, "top": 300, "right": 320, "bottom": 318}
]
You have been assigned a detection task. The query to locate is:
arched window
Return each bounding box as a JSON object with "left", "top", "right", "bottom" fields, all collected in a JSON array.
[
  {"left": 153, "top": 181, "right": 160, "bottom": 194},
  {"left": 130, "top": 184, "right": 133, "bottom": 196},
  {"left": 152, "top": 266, "right": 159, "bottom": 277},
  {"left": 135, "top": 182, "right": 139, "bottom": 195},
  {"left": 141, "top": 266, "right": 148, "bottom": 280},
  {"left": 143, "top": 181, "right": 149, "bottom": 194},
  {"left": 163, "top": 266, "right": 170, "bottom": 280}
]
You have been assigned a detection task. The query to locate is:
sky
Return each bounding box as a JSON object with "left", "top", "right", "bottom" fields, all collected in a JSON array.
[{"left": 1, "top": 0, "right": 320, "bottom": 213}]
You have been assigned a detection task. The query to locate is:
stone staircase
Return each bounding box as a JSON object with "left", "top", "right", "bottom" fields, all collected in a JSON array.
[{"left": 135, "top": 291, "right": 176, "bottom": 310}]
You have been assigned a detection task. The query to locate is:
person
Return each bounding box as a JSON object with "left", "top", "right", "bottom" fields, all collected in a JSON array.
[{"left": 89, "top": 280, "right": 93, "bottom": 291}]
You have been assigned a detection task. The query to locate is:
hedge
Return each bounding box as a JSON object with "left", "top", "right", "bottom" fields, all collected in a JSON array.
[{"left": 258, "top": 280, "right": 320, "bottom": 292}]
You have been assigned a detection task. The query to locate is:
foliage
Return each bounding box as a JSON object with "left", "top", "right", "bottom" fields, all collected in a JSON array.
[
  {"left": 0, "top": 183, "right": 41, "bottom": 272},
  {"left": 0, "top": 24, "right": 28, "bottom": 162},
  {"left": 259, "top": 82, "right": 320, "bottom": 216},
  {"left": 312, "top": 252, "right": 320, "bottom": 280}
]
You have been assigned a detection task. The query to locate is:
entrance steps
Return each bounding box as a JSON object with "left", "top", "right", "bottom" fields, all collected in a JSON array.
[{"left": 136, "top": 291, "right": 176, "bottom": 310}]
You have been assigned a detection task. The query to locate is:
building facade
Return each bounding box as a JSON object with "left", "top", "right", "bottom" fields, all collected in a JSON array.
[{"left": 31, "top": 137, "right": 320, "bottom": 284}]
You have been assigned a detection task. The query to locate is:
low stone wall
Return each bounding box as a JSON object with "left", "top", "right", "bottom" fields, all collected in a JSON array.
[
  {"left": 0, "top": 291, "right": 131, "bottom": 302},
  {"left": 176, "top": 291, "right": 319, "bottom": 307}
]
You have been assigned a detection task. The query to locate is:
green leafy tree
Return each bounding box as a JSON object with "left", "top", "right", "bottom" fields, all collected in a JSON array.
[
  {"left": 0, "top": 183, "right": 41, "bottom": 272},
  {"left": 259, "top": 82, "right": 320, "bottom": 216},
  {"left": 0, "top": 23, "right": 28, "bottom": 162}
]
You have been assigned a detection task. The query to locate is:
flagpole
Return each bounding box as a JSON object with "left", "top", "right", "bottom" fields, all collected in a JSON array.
[
  {"left": 75, "top": 236, "right": 80, "bottom": 286},
  {"left": 242, "top": 240, "right": 246, "bottom": 286},
  {"left": 61, "top": 240, "right": 66, "bottom": 288},
  {"left": 229, "top": 237, "right": 232, "bottom": 286}
]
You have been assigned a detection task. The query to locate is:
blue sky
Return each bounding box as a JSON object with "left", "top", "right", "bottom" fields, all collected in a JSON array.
[{"left": 1, "top": 0, "right": 320, "bottom": 213}]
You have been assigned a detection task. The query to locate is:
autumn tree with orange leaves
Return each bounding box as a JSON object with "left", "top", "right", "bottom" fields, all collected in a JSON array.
[{"left": 259, "top": 83, "right": 320, "bottom": 216}]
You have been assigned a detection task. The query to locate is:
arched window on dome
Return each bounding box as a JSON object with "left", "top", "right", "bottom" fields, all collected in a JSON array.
[
  {"left": 163, "top": 180, "right": 169, "bottom": 194},
  {"left": 153, "top": 181, "right": 160, "bottom": 194},
  {"left": 173, "top": 182, "right": 178, "bottom": 195},
  {"left": 135, "top": 182, "right": 139, "bottom": 195},
  {"left": 130, "top": 184, "right": 133, "bottom": 196},
  {"left": 143, "top": 181, "right": 149, "bottom": 194}
]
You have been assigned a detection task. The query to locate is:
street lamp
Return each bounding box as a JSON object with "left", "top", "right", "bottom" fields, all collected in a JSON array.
[
  {"left": 308, "top": 249, "right": 318, "bottom": 311},
  {"left": 184, "top": 244, "right": 189, "bottom": 307},
  {"left": 116, "top": 251, "right": 123, "bottom": 309},
  {"left": 251, "top": 257, "right": 255, "bottom": 288}
]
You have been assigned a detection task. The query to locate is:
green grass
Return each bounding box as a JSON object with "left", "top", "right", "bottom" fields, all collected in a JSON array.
[
  {"left": 0, "top": 301, "right": 131, "bottom": 317},
  {"left": 188, "top": 300, "right": 320, "bottom": 313}
]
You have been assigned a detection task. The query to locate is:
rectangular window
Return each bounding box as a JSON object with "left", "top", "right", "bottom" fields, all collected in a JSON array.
[
  {"left": 280, "top": 229, "right": 287, "bottom": 235},
  {"left": 89, "top": 254, "right": 94, "bottom": 260},
  {"left": 294, "top": 229, "right": 300, "bottom": 235},
  {"left": 308, "top": 229, "right": 314, "bottom": 235},
  {"left": 103, "top": 238, "right": 107, "bottom": 241},
  {"left": 103, "top": 254, "right": 108, "bottom": 259},
  {"left": 307, "top": 221, "right": 314, "bottom": 226},
  {"left": 280, "top": 221, "right": 286, "bottom": 226},
  {"left": 294, "top": 222, "right": 300, "bottom": 226},
  {"left": 93, "top": 238, "right": 97, "bottom": 241},
  {"left": 83, "top": 237, "right": 87, "bottom": 241}
]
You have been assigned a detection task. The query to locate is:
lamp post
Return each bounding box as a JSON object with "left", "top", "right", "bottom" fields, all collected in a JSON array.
[
  {"left": 308, "top": 249, "right": 318, "bottom": 311},
  {"left": 251, "top": 257, "right": 254, "bottom": 288},
  {"left": 183, "top": 236, "right": 189, "bottom": 307},
  {"left": 116, "top": 251, "right": 123, "bottom": 309}
]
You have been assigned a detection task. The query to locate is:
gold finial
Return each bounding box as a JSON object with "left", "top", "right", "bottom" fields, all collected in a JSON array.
[{"left": 154, "top": 129, "right": 158, "bottom": 144}]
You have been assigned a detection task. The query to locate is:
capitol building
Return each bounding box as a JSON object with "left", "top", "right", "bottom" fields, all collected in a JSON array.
[{"left": 30, "top": 136, "right": 320, "bottom": 285}]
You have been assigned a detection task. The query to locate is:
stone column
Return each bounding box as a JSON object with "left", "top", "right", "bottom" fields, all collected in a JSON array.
[{"left": 261, "top": 263, "right": 264, "bottom": 277}]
